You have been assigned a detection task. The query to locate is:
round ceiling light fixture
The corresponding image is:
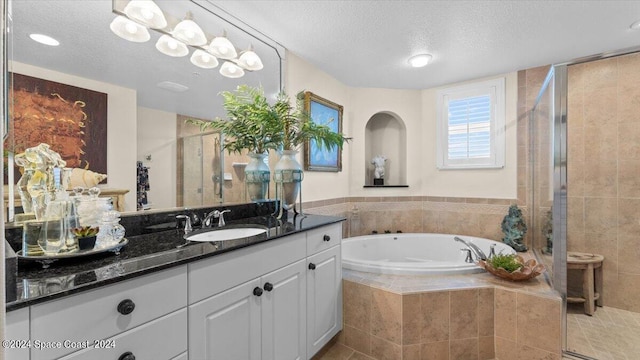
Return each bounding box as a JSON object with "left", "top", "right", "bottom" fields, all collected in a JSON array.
[
  {"left": 408, "top": 53, "right": 433, "bottom": 68},
  {"left": 29, "top": 33, "right": 60, "bottom": 46},
  {"left": 630, "top": 19, "right": 640, "bottom": 30}
]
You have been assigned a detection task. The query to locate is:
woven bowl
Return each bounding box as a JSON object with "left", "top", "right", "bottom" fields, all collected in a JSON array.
[{"left": 478, "top": 255, "right": 546, "bottom": 281}]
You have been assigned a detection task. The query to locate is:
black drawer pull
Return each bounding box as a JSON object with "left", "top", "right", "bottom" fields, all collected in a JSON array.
[
  {"left": 264, "top": 282, "right": 274, "bottom": 292},
  {"left": 118, "top": 351, "right": 135, "bottom": 360},
  {"left": 323, "top": 235, "right": 331, "bottom": 242},
  {"left": 253, "top": 287, "right": 263, "bottom": 297},
  {"left": 308, "top": 263, "right": 316, "bottom": 270},
  {"left": 117, "top": 299, "right": 135, "bottom": 315}
]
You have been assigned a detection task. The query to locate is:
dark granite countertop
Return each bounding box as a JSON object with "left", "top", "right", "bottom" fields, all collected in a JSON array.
[{"left": 6, "top": 213, "right": 345, "bottom": 311}]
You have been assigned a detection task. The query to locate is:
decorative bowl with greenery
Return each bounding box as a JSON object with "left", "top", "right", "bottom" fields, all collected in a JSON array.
[{"left": 478, "top": 253, "right": 546, "bottom": 281}]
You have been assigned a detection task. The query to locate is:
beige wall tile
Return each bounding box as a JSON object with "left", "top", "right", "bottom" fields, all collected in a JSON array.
[
  {"left": 619, "top": 160, "right": 640, "bottom": 197},
  {"left": 420, "top": 341, "right": 449, "bottom": 360},
  {"left": 449, "top": 338, "right": 479, "bottom": 360},
  {"left": 370, "top": 335, "right": 401, "bottom": 360},
  {"left": 420, "top": 291, "right": 450, "bottom": 343},
  {"left": 495, "top": 336, "right": 518, "bottom": 360},
  {"left": 617, "top": 87, "right": 640, "bottom": 123},
  {"left": 618, "top": 122, "right": 640, "bottom": 160},
  {"left": 478, "top": 336, "right": 495, "bottom": 360},
  {"left": 583, "top": 57, "right": 618, "bottom": 91},
  {"left": 517, "top": 344, "right": 562, "bottom": 360},
  {"left": 401, "top": 344, "right": 421, "bottom": 360},
  {"left": 450, "top": 289, "right": 479, "bottom": 340},
  {"left": 566, "top": 197, "right": 585, "bottom": 252},
  {"left": 608, "top": 273, "right": 640, "bottom": 312},
  {"left": 478, "top": 288, "right": 494, "bottom": 337},
  {"left": 371, "top": 288, "right": 402, "bottom": 344},
  {"left": 344, "top": 325, "right": 371, "bottom": 356},
  {"left": 567, "top": 161, "right": 584, "bottom": 198},
  {"left": 344, "top": 280, "right": 372, "bottom": 332},
  {"left": 402, "top": 294, "right": 421, "bottom": 345},
  {"left": 584, "top": 197, "right": 617, "bottom": 236},
  {"left": 584, "top": 88, "right": 618, "bottom": 127},
  {"left": 311, "top": 342, "right": 353, "bottom": 360},
  {"left": 516, "top": 293, "right": 561, "bottom": 354},
  {"left": 495, "top": 288, "right": 517, "bottom": 341}
]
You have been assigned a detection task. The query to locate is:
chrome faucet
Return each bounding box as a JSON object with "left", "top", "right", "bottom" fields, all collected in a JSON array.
[
  {"left": 454, "top": 236, "right": 487, "bottom": 261},
  {"left": 203, "top": 209, "right": 231, "bottom": 227},
  {"left": 175, "top": 214, "right": 192, "bottom": 234}
]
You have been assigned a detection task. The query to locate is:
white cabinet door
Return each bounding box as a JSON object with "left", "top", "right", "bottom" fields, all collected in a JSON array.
[
  {"left": 261, "top": 260, "right": 306, "bottom": 360},
  {"left": 5, "top": 307, "right": 30, "bottom": 360},
  {"left": 306, "top": 246, "right": 342, "bottom": 358},
  {"left": 189, "top": 278, "right": 262, "bottom": 360}
]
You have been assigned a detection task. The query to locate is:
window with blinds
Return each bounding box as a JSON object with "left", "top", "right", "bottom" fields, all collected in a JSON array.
[{"left": 436, "top": 78, "right": 505, "bottom": 169}]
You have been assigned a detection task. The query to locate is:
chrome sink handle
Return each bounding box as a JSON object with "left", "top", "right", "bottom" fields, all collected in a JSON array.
[
  {"left": 214, "top": 209, "right": 231, "bottom": 227},
  {"left": 175, "top": 214, "right": 192, "bottom": 234}
]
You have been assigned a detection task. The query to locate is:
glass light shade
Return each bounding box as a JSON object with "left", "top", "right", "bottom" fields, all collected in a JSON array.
[
  {"left": 238, "top": 50, "right": 263, "bottom": 71},
  {"left": 408, "top": 54, "right": 433, "bottom": 68},
  {"left": 172, "top": 19, "right": 207, "bottom": 46},
  {"left": 110, "top": 16, "right": 150, "bottom": 43},
  {"left": 123, "top": 0, "right": 167, "bottom": 29},
  {"left": 220, "top": 61, "right": 245, "bottom": 78},
  {"left": 190, "top": 49, "right": 219, "bottom": 69},
  {"left": 155, "top": 35, "right": 189, "bottom": 57},
  {"left": 208, "top": 37, "right": 237, "bottom": 60}
]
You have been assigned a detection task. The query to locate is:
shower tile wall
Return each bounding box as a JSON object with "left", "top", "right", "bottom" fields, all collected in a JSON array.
[{"left": 566, "top": 52, "right": 640, "bottom": 313}]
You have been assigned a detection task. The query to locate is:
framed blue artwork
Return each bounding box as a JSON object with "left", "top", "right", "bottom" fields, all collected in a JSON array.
[{"left": 303, "top": 91, "right": 343, "bottom": 172}]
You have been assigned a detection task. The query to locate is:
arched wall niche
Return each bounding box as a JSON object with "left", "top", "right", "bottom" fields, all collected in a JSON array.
[{"left": 364, "top": 111, "right": 408, "bottom": 186}]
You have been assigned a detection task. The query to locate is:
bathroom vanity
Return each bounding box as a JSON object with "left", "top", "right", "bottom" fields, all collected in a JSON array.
[{"left": 5, "top": 210, "right": 344, "bottom": 360}]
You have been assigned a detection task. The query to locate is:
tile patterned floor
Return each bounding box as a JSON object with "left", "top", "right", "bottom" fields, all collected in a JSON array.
[{"left": 567, "top": 304, "right": 640, "bottom": 360}]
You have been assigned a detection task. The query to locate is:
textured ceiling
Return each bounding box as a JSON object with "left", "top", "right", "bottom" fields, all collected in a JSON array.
[{"left": 213, "top": 0, "right": 640, "bottom": 89}]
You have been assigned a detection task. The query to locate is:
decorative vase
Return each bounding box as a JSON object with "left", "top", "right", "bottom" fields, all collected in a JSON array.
[
  {"left": 274, "top": 150, "right": 304, "bottom": 210},
  {"left": 245, "top": 152, "right": 270, "bottom": 202}
]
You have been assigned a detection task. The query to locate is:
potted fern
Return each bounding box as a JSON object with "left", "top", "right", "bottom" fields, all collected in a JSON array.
[
  {"left": 272, "top": 91, "right": 348, "bottom": 210},
  {"left": 189, "top": 85, "right": 283, "bottom": 202}
]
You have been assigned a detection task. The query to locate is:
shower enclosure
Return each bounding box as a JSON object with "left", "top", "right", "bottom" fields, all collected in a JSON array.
[
  {"left": 178, "top": 131, "right": 224, "bottom": 207},
  {"left": 532, "top": 50, "right": 640, "bottom": 360}
]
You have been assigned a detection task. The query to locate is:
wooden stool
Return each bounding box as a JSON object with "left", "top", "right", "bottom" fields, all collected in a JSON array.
[{"left": 567, "top": 252, "right": 604, "bottom": 316}]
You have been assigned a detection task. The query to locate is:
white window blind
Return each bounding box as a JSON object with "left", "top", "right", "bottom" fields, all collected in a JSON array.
[{"left": 436, "top": 78, "right": 505, "bottom": 169}]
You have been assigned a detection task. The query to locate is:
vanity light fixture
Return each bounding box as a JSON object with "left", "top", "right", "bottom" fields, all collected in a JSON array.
[
  {"left": 208, "top": 33, "right": 238, "bottom": 60},
  {"left": 238, "top": 46, "right": 263, "bottom": 71},
  {"left": 172, "top": 12, "right": 207, "bottom": 46},
  {"left": 112, "top": 0, "right": 262, "bottom": 78},
  {"left": 29, "top": 33, "right": 60, "bottom": 46},
  {"left": 155, "top": 34, "right": 189, "bottom": 57},
  {"left": 123, "top": 0, "right": 167, "bottom": 29},
  {"left": 408, "top": 53, "right": 433, "bottom": 68},
  {"left": 110, "top": 16, "right": 151, "bottom": 43},
  {"left": 220, "top": 61, "right": 245, "bottom": 78},
  {"left": 191, "top": 49, "right": 219, "bottom": 69}
]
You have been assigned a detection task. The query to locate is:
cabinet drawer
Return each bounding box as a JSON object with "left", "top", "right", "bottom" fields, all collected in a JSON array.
[
  {"left": 188, "top": 233, "right": 306, "bottom": 303},
  {"left": 5, "top": 307, "right": 30, "bottom": 360},
  {"left": 59, "top": 308, "right": 187, "bottom": 360},
  {"left": 306, "top": 223, "right": 342, "bottom": 256},
  {"left": 31, "top": 265, "right": 187, "bottom": 360}
]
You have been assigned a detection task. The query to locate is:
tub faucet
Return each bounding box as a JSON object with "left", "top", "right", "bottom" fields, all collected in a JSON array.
[
  {"left": 454, "top": 236, "right": 487, "bottom": 261},
  {"left": 203, "top": 209, "right": 231, "bottom": 227}
]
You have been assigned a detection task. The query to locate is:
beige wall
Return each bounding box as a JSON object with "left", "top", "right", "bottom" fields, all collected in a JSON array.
[
  {"left": 11, "top": 62, "right": 138, "bottom": 211},
  {"left": 286, "top": 53, "right": 519, "bottom": 201},
  {"left": 137, "top": 106, "right": 177, "bottom": 210},
  {"left": 566, "top": 52, "right": 640, "bottom": 312}
]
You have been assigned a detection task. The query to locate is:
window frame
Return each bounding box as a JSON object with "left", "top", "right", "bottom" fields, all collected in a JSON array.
[{"left": 436, "top": 77, "right": 506, "bottom": 170}]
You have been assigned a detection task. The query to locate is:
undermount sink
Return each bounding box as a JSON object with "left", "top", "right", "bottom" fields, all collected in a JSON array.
[{"left": 185, "top": 227, "right": 268, "bottom": 242}]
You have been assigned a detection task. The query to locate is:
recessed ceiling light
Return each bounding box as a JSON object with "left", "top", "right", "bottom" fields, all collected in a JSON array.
[
  {"left": 157, "top": 81, "right": 189, "bottom": 92},
  {"left": 408, "top": 54, "right": 433, "bottom": 68},
  {"left": 631, "top": 19, "right": 640, "bottom": 30},
  {"left": 29, "top": 33, "right": 59, "bottom": 46}
]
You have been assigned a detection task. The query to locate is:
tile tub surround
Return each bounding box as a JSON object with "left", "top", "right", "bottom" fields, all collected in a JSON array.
[{"left": 339, "top": 269, "right": 562, "bottom": 360}]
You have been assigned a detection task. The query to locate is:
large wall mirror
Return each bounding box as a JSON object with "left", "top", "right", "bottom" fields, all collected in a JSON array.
[{"left": 5, "top": 0, "right": 283, "bottom": 223}]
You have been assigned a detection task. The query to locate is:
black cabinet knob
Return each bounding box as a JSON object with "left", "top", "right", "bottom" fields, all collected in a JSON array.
[
  {"left": 308, "top": 263, "right": 316, "bottom": 270},
  {"left": 263, "top": 282, "right": 274, "bottom": 292},
  {"left": 323, "top": 235, "right": 331, "bottom": 242},
  {"left": 118, "top": 352, "right": 135, "bottom": 360},
  {"left": 253, "top": 287, "right": 263, "bottom": 297},
  {"left": 117, "top": 299, "right": 135, "bottom": 315}
]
